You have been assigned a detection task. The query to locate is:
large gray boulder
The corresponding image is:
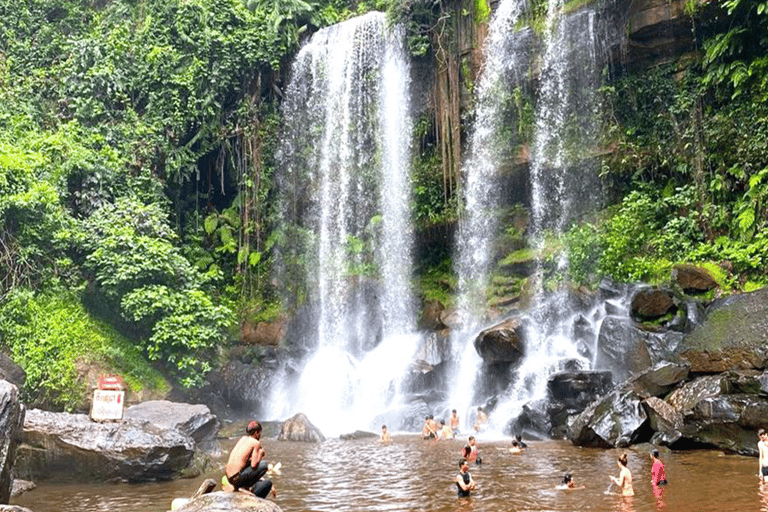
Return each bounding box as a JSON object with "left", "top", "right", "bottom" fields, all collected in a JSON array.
[
  {"left": 595, "top": 317, "right": 683, "bottom": 382},
  {"left": 124, "top": 401, "right": 220, "bottom": 455},
  {"left": 172, "top": 491, "right": 280, "bottom": 512},
  {"left": 473, "top": 317, "right": 525, "bottom": 364},
  {"left": 626, "top": 361, "right": 690, "bottom": 398},
  {"left": 0, "top": 381, "right": 24, "bottom": 504},
  {"left": 17, "top": 409, "right": 195, "bottom": 481},
  {"left": 676, "top": 287, "right": 768, "bottom": 372},
  {"left": 277, "top": 413, "right": 325, "bottom": 442},
  {"left": 567, "top": 388, "right": 650, "bottom": 448}
]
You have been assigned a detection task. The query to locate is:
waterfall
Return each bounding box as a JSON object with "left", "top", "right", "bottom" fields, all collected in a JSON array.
[
  {"left": 449, "top": 0, "right": 611, "bottom": 433},
  {"left": 492, "top": 1, "right": 608, "bottom": 427},
  {"left": 448, "top": 0, "right": 528, "bottom": 429},
  {"left": 269, "top": 12, "right": 417, "bottom": 437}
]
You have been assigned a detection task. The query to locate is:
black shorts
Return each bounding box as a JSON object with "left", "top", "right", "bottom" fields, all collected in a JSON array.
[{"left": 762, "top": 466, "right": 768, "bottom": 477}]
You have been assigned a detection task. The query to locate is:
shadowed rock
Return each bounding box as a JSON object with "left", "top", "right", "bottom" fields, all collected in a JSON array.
[
  {"left": 626, "top": 361, "right": 690, "bottom": 398},
  {"left": 0, "top": 380, "right": 24, "bottom": 504},
  {"left": 277, "top": 413, "right": 325, "bottom": 442},
  {"left": 567, "top": 388, "right": 650, "bottom": 448},
  {"left": 631, "top": 287, "right": 675, "bottom": 320},
  {"left": 473, "top": 317, "right": 525, "bottom": 364}
]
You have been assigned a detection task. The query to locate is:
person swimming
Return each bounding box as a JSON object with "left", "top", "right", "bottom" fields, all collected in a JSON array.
[
  {"left": 609, "top": 452, "right": 634, "bottom": 497},
  {"left": 558, "top": 473, "right": 584, "bottom": 490},
  {"left": 455, "top": 458, "right": 476, "bottom": 497},
  {"left": 509, "top": 439, "right": 523, "bottom": 455}
]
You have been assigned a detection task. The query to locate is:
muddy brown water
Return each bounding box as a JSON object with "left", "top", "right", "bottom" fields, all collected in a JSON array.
[{"left": 11, "top": 435, "right": 768, "bottom": 511}]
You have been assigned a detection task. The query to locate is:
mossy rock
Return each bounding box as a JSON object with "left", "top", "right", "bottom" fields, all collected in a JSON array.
[{"left": 676, "top": 287, "right": 768, "bottom": 372}]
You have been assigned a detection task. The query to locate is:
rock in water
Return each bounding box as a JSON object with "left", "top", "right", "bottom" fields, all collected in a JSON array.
[
  {"left": 171, "top": 491, "right": 281, "bottom": 512},
  {"left": 18, "top": 408, "right": 194, "bottom": 481},
  {"left": 277, "top": 413, "right": 325, "bottom": 442}
]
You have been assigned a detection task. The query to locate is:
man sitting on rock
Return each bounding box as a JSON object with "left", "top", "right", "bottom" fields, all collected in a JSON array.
[{"left": 224, "top": 421, "right": 276, "bottom": 498}]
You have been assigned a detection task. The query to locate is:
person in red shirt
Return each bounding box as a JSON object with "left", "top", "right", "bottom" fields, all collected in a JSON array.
[{"left": 650, "top": 449, "right": 667, "bottom": 486}]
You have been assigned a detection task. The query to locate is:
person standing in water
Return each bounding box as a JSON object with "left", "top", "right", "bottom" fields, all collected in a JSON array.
[
  {"left": 224, "top": 421, "right": 276, "bottom": 498},
  {"left": 450, "top": 409, "right": 460, "bottom": 436},
  {"left": 759, "top": 429, "right": 768, "bottom": 481},
  {"left": 462, "top": 436, "right": 481, "bottom": 464},
  {"left": 650, "top": 449, "right": 667, "bottom": 486},
  {"left": 379, "top": 424, "right": 392, "bottom": 443},
  {"left": 473, "top": 407, "right": 488, "bottom": 432},
  {"left": 438, "top": 419, "right": 454, "bottom": 440},
  {"left": 455, "top": 459, "right": 476, "bottom": 497},
  {"left": 609, "top": 453, "right": 634, "bottom": 496}
]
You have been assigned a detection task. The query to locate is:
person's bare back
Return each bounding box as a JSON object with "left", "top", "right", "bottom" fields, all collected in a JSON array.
[{"left": 225, "top": 435, "right": 264, "bottom": 477}]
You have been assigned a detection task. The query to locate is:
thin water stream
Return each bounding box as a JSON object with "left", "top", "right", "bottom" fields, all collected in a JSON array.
[{"left": 12, "top": 436, "right": 767, "bottom": 512}]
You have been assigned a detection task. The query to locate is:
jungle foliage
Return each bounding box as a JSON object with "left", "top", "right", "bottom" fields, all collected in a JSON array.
[
  {"left": 0, "top": 0, "right": 364, "bottom": 404},
  {"left": 559, "top": 0, "right": 768, "bottom": 290}
]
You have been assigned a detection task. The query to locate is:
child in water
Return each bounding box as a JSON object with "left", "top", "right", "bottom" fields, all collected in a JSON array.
[
  {"left": 609, "top": 453, "right": 634, "bottom": 496},
  {"left": 558, "top": 473, "right": 584, "bottom": 490},
  {"left": 379, "top": 424, "right": 392, "bottom": 443}
]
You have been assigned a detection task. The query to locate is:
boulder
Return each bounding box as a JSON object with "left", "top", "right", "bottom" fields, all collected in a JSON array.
[
  {"left": 0, "top": 381, "right": 24, "bottom": 504},
  {"left": 0, "top": 354, "right": 24, "bottom": 388},
  {"left": 676, "top": 287, "right": 768, "bottom": 372},
  {"left": 643, "top": 396, "right": 684, "bottom": 446},
  {"left": 10, "top": 479, "right": 35, "bottom": 498},
  {"left": 595, "top": 316, "right": 683, "bottom": 382},
  {"left": 626, "top": 361, "right": 690, "bottom": 398},
  {"left": 277, "top": 413, "right": 325, "bottom": 442},
  {"left": 508, "top": 399, "right": 552, "bottom": 437},
  {"left": 124, "top": 401, "right": 221, "bottom": 455},
  {"left": 631, "top": 287, "right": 675, "bottom": 320},
  {"left": 473, "top": 317, "right": 525, "bottom": 364},
  {"left": 339, "top": 430, "right": 377, "bottom": 441},
  {"left": 672, "top": 264, "right": 718, "bottom": 293},
  {"left": 419, "top": 300, "right": 447, "bottom": 331},
  {"left": 681, "top": 394, "right": 768, "bottom": 455},
  {"left": 0, "top": 506, "right": 34, "bottom": 512},
  {"left": 567, "top": 388, "right": 650, "bottom": 448},
  {"left": 17, "top": 409, "right": 195, "bottom": 481},
  {"left": 413, "top": 332, "right": 450, "bottom": 367},
  {"left": 548, "top": 370, "right": 613, "bottom": 408},
  {"left": 171, "top": 491, "right": 281, "bottom": 512}
]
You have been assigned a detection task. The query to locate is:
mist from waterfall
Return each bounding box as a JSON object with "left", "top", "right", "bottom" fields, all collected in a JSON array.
[
  {"left": 448, "top": 0, "right": 528, "bottom": 429},
  {"left": 268, "top": 12, "right": 417, "bottom": 437}
]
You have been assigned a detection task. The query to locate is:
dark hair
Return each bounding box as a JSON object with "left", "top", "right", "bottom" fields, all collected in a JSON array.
[
  {"left": 651, "top": 449, "right": 660, "bottom": 459},
  {"left": 246, "top": 421, "right": 262, "bottom": 436},
  {"left": 516, "top": 434, "right": 522, "bottom": 441},
  {"left": 462, "top": 445, "right": 471, "bottom": 457},
  {"left": 452, "top": 409, "right": 457, "bottom": 414},
  {"left": 618, "top": 453, "right": 628, "bottom": 466},
  {"left": 459, "top": 458, "right": 469, "bottom": 469},
  {"left": 468, "top": 436, "right": 475, "bottom": 442},
  {"left": 440, "top": 419, "right": 446, "bottom": 425},
  {"left": 760, "top": 428, "right": 766, "bottom": 437},
  {"left": 511, "top": 439, "right": 519, "bottom": 447},
  {"left": 382, "top": 424, "right": 387, "bottom": 429},
  {"left": 563, "top": 473, "right": 572, "bottom": 485}
]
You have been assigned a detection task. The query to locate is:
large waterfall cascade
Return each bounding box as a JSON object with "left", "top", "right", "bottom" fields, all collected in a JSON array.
[
  {"left": 448, "top": 0, "right": 621, "bottom": 433},
  {"left": 268, "top": 12, "right": 419, "bottom": 437},
  {"left": 448, "top": 0, "right": 529, "bottom": 431}
]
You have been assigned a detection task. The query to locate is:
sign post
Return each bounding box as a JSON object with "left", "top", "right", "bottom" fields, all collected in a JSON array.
[{"left": 90, "top": 375, "right": 125, "bottom": 421}]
